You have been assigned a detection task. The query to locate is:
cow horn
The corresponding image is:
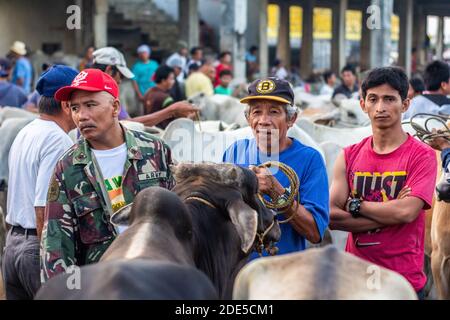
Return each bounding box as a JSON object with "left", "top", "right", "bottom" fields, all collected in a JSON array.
[
  {"left": 110, "top": 203, "right": 133, "bottom": 226},
  {"left": 227, "top": 199, "right": 258, "bottom": 253}
]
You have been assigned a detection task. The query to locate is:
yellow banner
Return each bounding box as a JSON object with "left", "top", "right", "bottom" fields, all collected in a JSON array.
[{"left": 268, "top": 5, "right": 399, "bottom": 42}]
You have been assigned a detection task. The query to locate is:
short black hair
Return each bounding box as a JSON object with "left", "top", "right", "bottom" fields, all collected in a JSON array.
[
  {"left": 154, "top": 65, "right": 174, "bottom": 84},
  {"left": 219, "top": 51, "right": 231, "bottom": 60},
  {"left": 91, "top": 63, "right": 122, "bottom": 78},
  {"left": 38, "top": 96, "right": 62, "bottom": 116},
  {"left": 190, "top": 47, "right": 202, "bottom": 56},
  {"left": 249, "top": 45, "right": 258, "bottom": 53},
  {"left": 341, "top": 64, "right": 356, "bottom": 75},
  {"left": 188, "top": 63, "right": 199, "bottom": 72},
  {"left": 219, "top": 69, "right": 232, "bottom": 78},
  {"left": 323, "top": 70, "right": 335, "bottom": 83},
  {"left": 423, "top": 60, "right": 450, "bottom": 91},
  {"left": 360, "top": 67, "right": 409, "bottom": 100},
  {"left": 409, "top": 77, "right": 425, "bottom": 94}
]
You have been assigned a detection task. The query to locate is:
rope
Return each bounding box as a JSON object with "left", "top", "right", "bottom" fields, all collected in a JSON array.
[
  {"left": 257, "top": 161, "right": 300, "bottom": 223},
  {"left": 404, "top": 113, "right": 450, "bottom": 143}
]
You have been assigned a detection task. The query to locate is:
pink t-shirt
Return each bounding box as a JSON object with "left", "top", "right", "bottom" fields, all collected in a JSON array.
[{"left": 344, "top": 134, "right": 437, "bottom": 291}]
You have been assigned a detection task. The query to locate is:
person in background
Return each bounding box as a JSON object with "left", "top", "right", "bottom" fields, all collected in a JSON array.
[
  {"left": 246, "top": 45, "right": 259, "bottom": 81},
  {"left": 9, "top": 41, "right": 33, "bottom": 95},
  {"left": 214, "top": 70, "right": 233, "bottom": 96},
  {"left": 320, "top": 70, "right": 337, "bottom": 96},
  {"left": 24, "top": 63, "right": 52, "bottom": 113},
  {"left": 92, "top": 47, "right": 197, "bottom": 127},
  {"left": 403, "top": 60, "right": 450, "bottom": 119},
  {"left": 166, "top": 41, "right": 188, "bottom": 83},
  {"left": 0, "top": 58, "right": 27, "bottom": 108},
  {"left": 132, "top": 44, "right": 159, "bottom": 102},
  {"left": 407, "top": 77, "right": 425, "bottom": 100},
  {"left": 185, "top": 47, "right": 203, "bottom": 76},
  {"left": 270, "top": 59, "right": 288, "bottom": 80},
  {"left": 2, "top": 65, "right": 78, "bottom": 299},
  {"left": 143, "top": 65, "right": 177, "bottom": 129},
  {"left": 166, "top": 57, "right": 186, "bottom": 102},
  {"left": 185, "top": 60, "right": 215, "bottom": 98},
  {"left": 214, "top": 51, "right": 232, "bottom": 87},
  {"left": 78, "top": 46, "right": 95, "bottom": 71},
  {"left": 332, "top": 64, "right": 359, "bottom": 99}
]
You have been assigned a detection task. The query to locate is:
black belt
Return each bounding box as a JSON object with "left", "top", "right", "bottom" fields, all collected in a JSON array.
[{"left": 11, "top": 226, "right": 37, "bottom": 236}]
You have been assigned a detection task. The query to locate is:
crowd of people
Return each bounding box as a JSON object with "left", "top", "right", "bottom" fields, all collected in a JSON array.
[
  {"left": 0, "top": 40, "right": 266, "bottom": 129},
  {"left": 1, "top": 36, "right": 450, "bottom": 301}
]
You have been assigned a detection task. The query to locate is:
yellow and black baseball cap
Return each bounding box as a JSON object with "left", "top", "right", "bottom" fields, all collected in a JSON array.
[{"left": 240, "top": 77, "right": 294, "bottom": 105}]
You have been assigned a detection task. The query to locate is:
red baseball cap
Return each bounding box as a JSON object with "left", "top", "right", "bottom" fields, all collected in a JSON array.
[{"left": 54, "top": 68, "right": 119, "bottom": 101}]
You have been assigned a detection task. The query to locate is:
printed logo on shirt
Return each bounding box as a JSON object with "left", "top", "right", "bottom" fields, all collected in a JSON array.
[
  {"left": 351, "top": 171, "right": 407, "bottom": 202},
  {"left": 104, "top": 175, "right": 126, "bottom": 212}
]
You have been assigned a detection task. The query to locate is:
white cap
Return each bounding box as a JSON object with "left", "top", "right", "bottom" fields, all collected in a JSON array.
[
  {"left": 93, "top": 47, "right": 134, "bottom": 79},
  {"left": 167, "top": 57, "right": 183, "bottom": 69},
  {"left": 10, "top": 41, "right": 27, "bottom": 56},
  {"left": 137, "top": 44, "right": 151, "bottom": 55}
]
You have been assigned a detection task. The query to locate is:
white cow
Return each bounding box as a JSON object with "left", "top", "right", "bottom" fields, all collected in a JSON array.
[
  {"left": 293, "top": 88, "right": 335, "bottom": 110},
  {"left": 337, "top": 98, "right": 370, "bottom": 127},
  {"left": 233, "top": 246, "right": 417, "bottom": 300},
  {"left": 162, "top": 118, "right": 325, "bottom": 163},
  {"left": 0, "top": 118, "right": 35, "bottom": 190},
  {"left": 0, "top": 107, "right": 37, "bottom": 125},
  {"left": 189, "top": 94, "right": 248, "bottom": 128},
  {"left": 297, "top": 117, "right": 432, "bottom": 148}
]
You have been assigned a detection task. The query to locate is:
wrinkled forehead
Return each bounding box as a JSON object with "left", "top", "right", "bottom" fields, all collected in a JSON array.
[
  {"left": 174, "top": 163, "right": 253, "bottom": 189},
  {"left": 70, "top": 90, "right": 114, "bottom": 105}
]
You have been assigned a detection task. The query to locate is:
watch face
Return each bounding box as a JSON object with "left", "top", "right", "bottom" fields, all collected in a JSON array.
[{"left": 349, "top": 202, "right": 357, "bottom": 211}]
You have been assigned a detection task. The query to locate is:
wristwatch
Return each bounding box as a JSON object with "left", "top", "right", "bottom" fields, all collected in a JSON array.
[
  {"left": 348, "top": 198, "right": 362, "bottom": 218},
  {"left": 275, "top": 188, "right": 291, "bottom": 209}
]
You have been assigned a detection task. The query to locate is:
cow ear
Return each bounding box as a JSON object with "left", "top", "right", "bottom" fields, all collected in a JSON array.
[
  {"left": 227, "top": 199, "right": 258, "bottom": 253},
  {"left": 110, "top": 203, "right": 133, "bottom": 226}
]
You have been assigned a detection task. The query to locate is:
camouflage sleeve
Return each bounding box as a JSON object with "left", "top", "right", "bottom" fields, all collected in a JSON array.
[
  {"left": 164, "top": 142, "right": 175, "bottom": 190},
  {"left": 40, "top": 161, "right": 77, "bottom": 282}
]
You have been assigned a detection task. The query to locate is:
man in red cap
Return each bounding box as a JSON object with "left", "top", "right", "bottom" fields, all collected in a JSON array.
[{"left": 40, "top": 69, "right": 175, "bottom": 281}]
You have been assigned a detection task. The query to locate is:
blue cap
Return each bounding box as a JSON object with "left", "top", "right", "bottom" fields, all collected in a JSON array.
[{"left": 36, "top": 65, "right": 79, "bottom": 98}]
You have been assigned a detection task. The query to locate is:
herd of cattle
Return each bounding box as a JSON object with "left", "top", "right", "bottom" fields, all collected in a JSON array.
[{"left": 0, "top": 90, "right": 449, "bottom": 300}]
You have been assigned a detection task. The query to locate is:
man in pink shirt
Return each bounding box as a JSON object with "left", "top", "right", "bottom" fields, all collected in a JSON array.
[{"left": 329, "top": 67, "right": 437, "bottom": 299}]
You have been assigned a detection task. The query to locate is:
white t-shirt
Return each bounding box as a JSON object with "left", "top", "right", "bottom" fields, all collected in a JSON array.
[
  {"left": 92, "top": 143, "right": 128, "bottom": 233},
  {"left": 7, "top": 119, "right": 74, "bottom": 228},
  {"left": 275, "top": 67, "right": 288, "bottom": 80}
]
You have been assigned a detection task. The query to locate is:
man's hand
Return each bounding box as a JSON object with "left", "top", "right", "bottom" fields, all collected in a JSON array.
[
  {"left": 397, "top": 185, "right": 411, "bottom": 199},
  {"left": 426, "top": 129, "right": 450, "bottom": 151},
  {"left": 168, "top": 101, "right": 200, "bottom": 118},
  {"left": 249, "top": 165, "right": 285, "bottom": 200},
  {"left": 344, "top": 185, "right": 411, "bottom": 213}
]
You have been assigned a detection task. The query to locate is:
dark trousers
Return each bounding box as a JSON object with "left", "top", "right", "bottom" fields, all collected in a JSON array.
[{"left": 1, "top": 227, "right": 41, "bottom": 300}]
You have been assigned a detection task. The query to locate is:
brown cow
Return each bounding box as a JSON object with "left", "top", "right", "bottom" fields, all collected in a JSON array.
[
  {"left": 423, "top": 133, "right": 450, "bottom": 300},
  {"left": 431, "top": 172, "right": 450, "bottom": 299}
]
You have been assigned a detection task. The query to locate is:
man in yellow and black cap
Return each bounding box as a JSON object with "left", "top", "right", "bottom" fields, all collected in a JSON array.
[{"left": 222, "top": 77, "right": 329, "bottom": 259}]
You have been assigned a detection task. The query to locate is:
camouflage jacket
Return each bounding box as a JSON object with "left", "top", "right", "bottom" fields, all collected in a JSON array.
[{"left": 41, "top": 126, "right": 174, "bottom": 281}]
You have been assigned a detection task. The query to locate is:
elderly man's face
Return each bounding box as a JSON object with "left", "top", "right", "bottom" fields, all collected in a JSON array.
[
  {"left": 247, "top": 100, "right": 294, "bottom": 152},
  {"left": 70, "top": 90, "right": 120, "bottom": 145}
]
